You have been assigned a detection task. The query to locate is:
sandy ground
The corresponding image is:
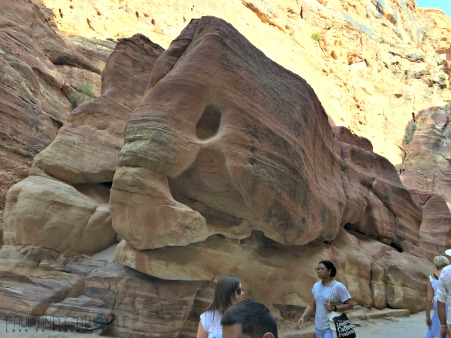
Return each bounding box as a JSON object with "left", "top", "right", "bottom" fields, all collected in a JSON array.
[{"left": 354, "top": 311, "right": 429, "bottom": 338}]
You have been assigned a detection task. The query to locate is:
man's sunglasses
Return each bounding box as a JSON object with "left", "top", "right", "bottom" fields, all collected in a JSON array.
[{"left": 236, "top": 288, "right": 244, "bottom": 296}]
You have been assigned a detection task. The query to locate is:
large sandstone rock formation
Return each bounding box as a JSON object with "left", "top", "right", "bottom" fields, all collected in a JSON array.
[
  {"left": 2, "top": 15, "right": 431, "bottom": 336},
  {"left": 40, "top": 0, "right": 451, "bottom": 169},
  {"left": 0, "top": 0, "right": 115, "bottom": 232},
  {"left": 110, "top": 16, "right": 348, "bottom": 250},
  {"left": 0, "top": 0, "right": 450, "bottom": 336},
  {"left": 110, "top": 16, "right": 421, "bottom": 255},
  {"left": 34, "top": 0, "right": 451, "bottom": 268},
  {"left": 401, "top": 104, "right": 451, "bottom": 256},
  {"left": 4, "top": 33, "right": 164, "bottom": 254}
]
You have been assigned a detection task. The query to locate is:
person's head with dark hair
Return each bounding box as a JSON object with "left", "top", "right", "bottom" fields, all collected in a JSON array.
[
  {"left": 208, "top": 275, "right": 244, "bottom": 315},
  {"left": 221, "top": 299, "right": 278, "bottom": 338},
  {"left": 318, "top": 260, "right": 337, "bottom": 277}
]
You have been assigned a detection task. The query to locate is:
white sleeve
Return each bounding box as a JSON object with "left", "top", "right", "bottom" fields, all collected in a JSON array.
[
  {"left": 200, "top": 311, "right": 212, "bottom": 332},
  {"left": 437, "top": 279, "right": 448, "bottom": 303},
  {"left": 437, "top": 268, "right": 451, "bottom": 303},
  {"left": 336, "top": 282, "right": 352, "bottom": 303}
]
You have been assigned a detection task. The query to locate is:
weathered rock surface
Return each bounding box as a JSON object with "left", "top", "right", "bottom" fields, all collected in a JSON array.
[
  {"left": 401, "top": 104, "right": 451, "bottom": 207},
  {"left": 0, "top": 0, "right": 450, "bottom": 336},
  {"left": 4, "top": 34, "right": 164, "bottom": 254},
  {"left": 111, "top": 16, "right": 347, "bottom": 250},
  {"left": 399, "top": 103, "right": 451, "bottom": 261},
  {"left": 335, "top": 127, "right": 422, "bottom": 247},
  {"left": 2, "top": 14, "right": 427, "bottom": 328},
  {"left": 110, "top": 17, "right": 421, "bottom": 255},
  {"left": 420, "top": 8, "right": 451, "bottom": 54},
  {"left": 0, "top": 240, "right": 430, "bottom": 337},
  {"left": 4, "top": 176, "right": 114, "bottom": 253},
  {"left": 114, "top": 229, "right": 377, "bottom": 310},
  {"left": 410, "top": 190, "right": 451, "bottom": 258},
  {"left": 0, "top": 245, "right": 212, "bottom": 337},
  {"left": 41, "top": 0, "right": 451, "bottom": 169},
  {"left": 30, "top": 34, "right": 163, "bottom": 184},
  {"left": 371, "top": 249, "right": 431, "bottom": 311},
  {"left": 0, "top": 0, "right": 115, "bottom": 218}
]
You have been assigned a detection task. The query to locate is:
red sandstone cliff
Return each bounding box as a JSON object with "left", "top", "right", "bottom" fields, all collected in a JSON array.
[{"left": 0, "top": 0, "right": 450, "bottom": 336}]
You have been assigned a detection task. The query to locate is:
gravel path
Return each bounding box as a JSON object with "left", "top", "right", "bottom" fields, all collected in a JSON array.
[{"left": 355, "top": 311, "right": 427, "bottom": 338}]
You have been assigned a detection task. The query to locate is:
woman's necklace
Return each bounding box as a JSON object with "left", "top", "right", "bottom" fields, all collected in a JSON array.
[{"left": 322, "top": 278, "right": 334, "bottom": 287}]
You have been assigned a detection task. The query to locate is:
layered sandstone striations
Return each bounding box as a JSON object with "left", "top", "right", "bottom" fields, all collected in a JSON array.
[
  {"left": 110, "top": 17, "right": 421, "bottom": 254},
  {"left": 401, "top": 104, "right": 451, "bottom": 256},
  {"left": 2, "top": 16, "right": 428, "bottom": 336},
  {"left": 410, "top": 190, "right": 451, "bottom": 256},
  {"left": 0, "top": 0, "right": 115, "bottom": 232},
  {"left": 401, "top": 105, "right": 451, "bottom": 204},
  {"left": 0, "top": 245, "right": 212, "bottom": 337},
  {"left": 4, "top": 34, "right": 164, "bottom": 254},
  {"left": 0, "top": 0, "right": 449, "bottom": 336},
  {"left": 41, "top": 0, "right": 451, "bottom": 169},
  {"left": 110, "top": 16, "right": 347, "bottom": 250},
  {"left": 109, "top": 16, "right": 424, "bottom": 318}
]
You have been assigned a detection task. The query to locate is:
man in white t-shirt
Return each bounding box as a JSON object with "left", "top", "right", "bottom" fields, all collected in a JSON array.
[{"left": 438, "top": 251, "right": 451, "bottom": 338}]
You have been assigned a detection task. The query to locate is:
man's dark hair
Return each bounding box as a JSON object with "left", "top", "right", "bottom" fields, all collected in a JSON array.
[{"left": 221, "top": 299, "right": 278, "bottom": 337}]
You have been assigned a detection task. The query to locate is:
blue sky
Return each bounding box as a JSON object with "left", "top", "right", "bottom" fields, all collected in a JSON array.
[{"left": 416, "top": 0, "right": 451, "bottom": 18}]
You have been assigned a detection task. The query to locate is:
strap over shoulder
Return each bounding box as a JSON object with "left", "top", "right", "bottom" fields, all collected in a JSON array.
[{"left": 328, "top": 281, "right": 337, "bottom": 302}]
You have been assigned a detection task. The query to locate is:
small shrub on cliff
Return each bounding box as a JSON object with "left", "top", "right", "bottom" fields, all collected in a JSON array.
[
  {"left": 311, "top": 32, "right": 321, "bottom": 41},
  {"left": 68, "top": 83, "right": 95, "bottom": 108}
]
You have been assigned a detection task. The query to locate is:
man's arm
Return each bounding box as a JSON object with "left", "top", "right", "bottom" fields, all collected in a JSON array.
[
  {"left": 426, "top": 279, "right": 433, "bottom": 327},
  {"left": 438, "top": 301, "right": 450, "bottom": 338},
  {"left": 437, "top": 272, "right": 450, "bottom": 338}
]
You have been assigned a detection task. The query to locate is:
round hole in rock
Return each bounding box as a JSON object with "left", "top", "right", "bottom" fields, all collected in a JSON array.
[{"left": 196, "top": 104, "right": 221, "bottom": 140}]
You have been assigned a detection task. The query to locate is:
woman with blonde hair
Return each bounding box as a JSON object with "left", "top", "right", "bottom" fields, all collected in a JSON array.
[
  {"left": 426, "top": 255, "right": 449, "bottom": 338},
  {"left": 197, "top": 275, "right": 245, "bottom": 338}
]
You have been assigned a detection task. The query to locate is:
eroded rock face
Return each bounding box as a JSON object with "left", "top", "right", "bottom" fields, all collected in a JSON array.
[
  {"left": 340, "top": 142, "right": 422, "bottom": 246},
  {"left": 401, "top": 104, "right": 451, "bottom": 208},
  {"left": 30, "top": 34, "right": 163, "bottom": 184},
  {"left": 42, "top": 0, "right": 451, "bottom": 173},
  {"left": 111, "top": 17, "right": 421, "bottom": 254},
  {"left": 335, "top": 126, "right": 422, "bottom": 246},
  {"left": 419, "top": 8, "right": 451, "bottom": 54},
  {"left": 0, "top": 0, "right": 113, "bottom": 210},
  {"left": 410, "top": 190, "right": 451, "bottom": 258},
  {"left": 114, "top": 230, "right": 376, "bottom": 311},
  {"left": 371, "top": 250, "right": 431, "bottom": 312},
  {"left": 0, "top": 245, "right": 211, "bottom": 337},
  {"left": 106, "top": 17, "right": 424, "bottom": 318},
  {"left": 3, "top": 34, "right": 164, "bottom": 254},
  {"left": 0, "top": 12, "right": 435, "bottom": 336},
  {"left": 4, "top": 177, "right": 114, "bottom": 253}
]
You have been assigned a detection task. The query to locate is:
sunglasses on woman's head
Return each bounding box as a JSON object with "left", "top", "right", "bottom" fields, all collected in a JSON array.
[{"left": 235, "top": 288, "right": 244, "bottom": 295}]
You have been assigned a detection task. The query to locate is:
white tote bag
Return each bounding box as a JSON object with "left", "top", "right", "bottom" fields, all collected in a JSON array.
[{"left": 326, "top": 282, "right": 356, "bottom": 338}]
